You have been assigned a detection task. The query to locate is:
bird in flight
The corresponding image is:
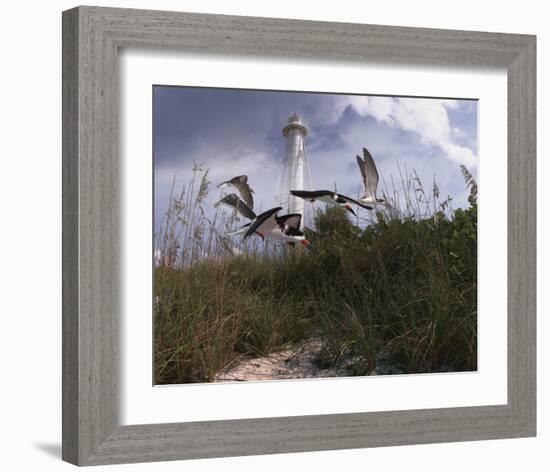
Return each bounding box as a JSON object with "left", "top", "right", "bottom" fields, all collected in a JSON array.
[
  {"left": 214, "top": 193, "right": 256, "bottom": 220},
  {"left": 217, "top": 175, "right": 254, "bottom": 209},
  {"left": 243, "top": 207, "right": 312, "bottom": 250},
  {"left": 290, "top": 190, "right": 372, "bottom": 216},
  {"left": 356, "top": 147, "right": 392, "bottom": 208}
]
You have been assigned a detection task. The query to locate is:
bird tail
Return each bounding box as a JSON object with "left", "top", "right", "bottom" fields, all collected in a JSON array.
[{"left": 225, "top": 223, "right": 250, "bottom": 237}]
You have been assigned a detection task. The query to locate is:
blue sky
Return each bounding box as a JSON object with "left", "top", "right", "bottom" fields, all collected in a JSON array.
[{"left": 153, "top": 86, "right": 477, "bottom": 231}]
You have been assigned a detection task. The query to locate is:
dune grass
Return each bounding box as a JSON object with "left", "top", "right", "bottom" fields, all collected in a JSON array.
[{"left": 154, "top": 164, "right": 477, "bottom": 384}]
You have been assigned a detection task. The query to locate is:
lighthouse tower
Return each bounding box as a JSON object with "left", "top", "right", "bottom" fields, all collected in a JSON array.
[{"left": 278, "top": 114, "right": 311, "bottom": 229}]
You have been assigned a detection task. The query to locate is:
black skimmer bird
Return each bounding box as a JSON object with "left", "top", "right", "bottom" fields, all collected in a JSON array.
[
  {"left": 214, "top": 193, "right": 256, "bottom": 220},
  {"left": 225, "top": 209, "right": 301, "bottom": 239},
  {"left": 217, "top": 175, "right": 254, "bottom": 209},
  {"left": 356, "top": 147, "right": 392, "bottom": 208},
  {"left": 243, "top": 207, "right": 312, "bottom": 249},
  {"left": 290, "top": 190, "right": 372, "bottom": 216}
]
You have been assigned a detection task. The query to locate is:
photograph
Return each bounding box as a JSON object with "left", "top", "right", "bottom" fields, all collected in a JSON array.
[{"left": 153, "top": 85, "right": 478, "bottom": 385}]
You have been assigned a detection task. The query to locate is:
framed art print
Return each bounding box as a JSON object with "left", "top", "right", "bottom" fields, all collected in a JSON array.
[
  {"left": 62, "top": 6, "right": 536, "bottom": 465},
  {"left": 152, "top": 87, "right": 480, "bottom": 385}
]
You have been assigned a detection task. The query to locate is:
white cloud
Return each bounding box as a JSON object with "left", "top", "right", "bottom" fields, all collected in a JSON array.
[{"left": 333, "top": 96, "right": 477, "bottom": 168}]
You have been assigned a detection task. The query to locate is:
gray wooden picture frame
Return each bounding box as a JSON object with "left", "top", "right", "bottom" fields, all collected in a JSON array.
[{"left": 62, "top": 5, "right": 536, "bottom": 466}]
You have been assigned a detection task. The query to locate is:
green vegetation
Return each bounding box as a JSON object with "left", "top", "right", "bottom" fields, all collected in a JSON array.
[{"left": 154, "top": 165, "right": 477, "bottom": 384}]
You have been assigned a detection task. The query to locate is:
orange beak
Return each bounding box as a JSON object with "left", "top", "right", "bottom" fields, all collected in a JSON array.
[
  {"left": 301, "top": 239, "right": 313, "bottom": 251},
  {"left": 344, "top": 204, "right": 357, "bottom": 216}
]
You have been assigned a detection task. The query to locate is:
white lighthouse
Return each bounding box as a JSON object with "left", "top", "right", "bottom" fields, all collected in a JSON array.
[{"left": 280, "top": 114, "right": 310, "bottom": 229}]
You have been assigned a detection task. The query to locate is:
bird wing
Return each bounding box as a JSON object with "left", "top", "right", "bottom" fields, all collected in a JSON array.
[
  {"left": 224, "top": 222, "right": 251, "bottom": 237},
  {"left": 282, "top": 225, "right": 304, "bottom": 237},
  {"left": 277, "top": 213, "right": 302, "bottom": 229},
  {"left": 214, "top": 194, "right": 256, "bottom": 220},
  {"left": 243, "top": 207, "right": 282, "bottom": 241},
  {"left": 336, "top": 193, "right": 373, "bottom": 210},
  {"left": 229, "top": 175, "right": 254, "bottom": 209},
  {"left": 357, "top": 147, "right": 379, "bottom": 199},
  {"left": 356, "top": 154, "right": 367, "bottom": 189},
  {"left": 290, "top": 190, "right": 333, "bottom": 200},
  {"left": 234, "top": 198, "right": 256, "bottom": 220}
]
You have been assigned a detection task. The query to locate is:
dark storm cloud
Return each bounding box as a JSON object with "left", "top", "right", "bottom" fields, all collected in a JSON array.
[{"left": 153, "top": 86, "right": 350, "bottom": 171}]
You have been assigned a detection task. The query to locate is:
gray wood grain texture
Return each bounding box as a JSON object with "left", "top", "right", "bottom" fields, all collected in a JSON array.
[
  {"left": 62, "top": 8, "right": 79, "bottom": 465},
  {"left": 62, "top": 5, "right": 536, "bottom": 466}
]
